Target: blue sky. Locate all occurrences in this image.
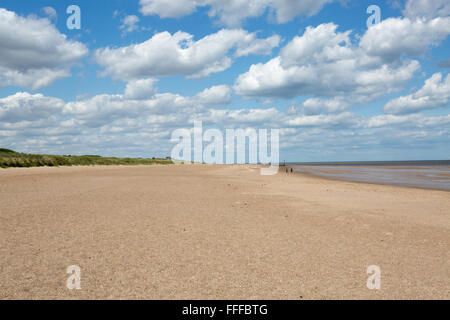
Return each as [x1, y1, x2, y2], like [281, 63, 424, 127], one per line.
[0, 0, 449, 161]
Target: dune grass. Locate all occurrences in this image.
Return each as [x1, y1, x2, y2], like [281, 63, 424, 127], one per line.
[0, 149, 172, 168]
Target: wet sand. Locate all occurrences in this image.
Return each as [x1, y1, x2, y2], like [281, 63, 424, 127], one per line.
[291, 165, 450, 191]
[0, 165, 449, 299]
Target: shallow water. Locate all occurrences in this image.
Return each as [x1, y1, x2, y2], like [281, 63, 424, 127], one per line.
[291, 161, 450, 191]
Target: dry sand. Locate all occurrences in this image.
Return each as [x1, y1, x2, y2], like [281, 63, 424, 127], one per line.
[0, 164, 449, 300]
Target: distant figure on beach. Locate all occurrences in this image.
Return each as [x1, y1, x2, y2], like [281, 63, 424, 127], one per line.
[291, 168, 293, 173]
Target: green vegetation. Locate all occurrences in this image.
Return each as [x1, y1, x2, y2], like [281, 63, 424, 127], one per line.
[0, 149, 172, 168]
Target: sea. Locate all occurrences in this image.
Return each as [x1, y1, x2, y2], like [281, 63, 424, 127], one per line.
[288, 160, 450, 191]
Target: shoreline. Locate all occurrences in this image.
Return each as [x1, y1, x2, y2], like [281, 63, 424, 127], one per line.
[2, 163, 450, 192]
[288, 168, 450, 192]
[286, 165, 450, 192]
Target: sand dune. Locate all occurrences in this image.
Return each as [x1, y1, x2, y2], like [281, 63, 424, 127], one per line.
[0, 165, 449, 299]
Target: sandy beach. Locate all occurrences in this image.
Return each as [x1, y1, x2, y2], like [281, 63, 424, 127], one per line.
[0, 165, 449, 300]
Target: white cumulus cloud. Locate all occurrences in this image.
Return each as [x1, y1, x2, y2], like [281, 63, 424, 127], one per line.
[360, 17, 450, 63]
[0, 92, 64, 123]
[193, 85, 231, 107]
[42, 6, 57, 21]
[234, 17, 450, 102]
[95, 29, 279, 81]
[124, 78, 158, 100]
[120, 15, 140, 34]
[384, 73, 450, 114]
[403, 0, 450, 19]
[301, 97, 350, 115]
[139, 0, 335, 27]
[0, 8, 88, 89]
